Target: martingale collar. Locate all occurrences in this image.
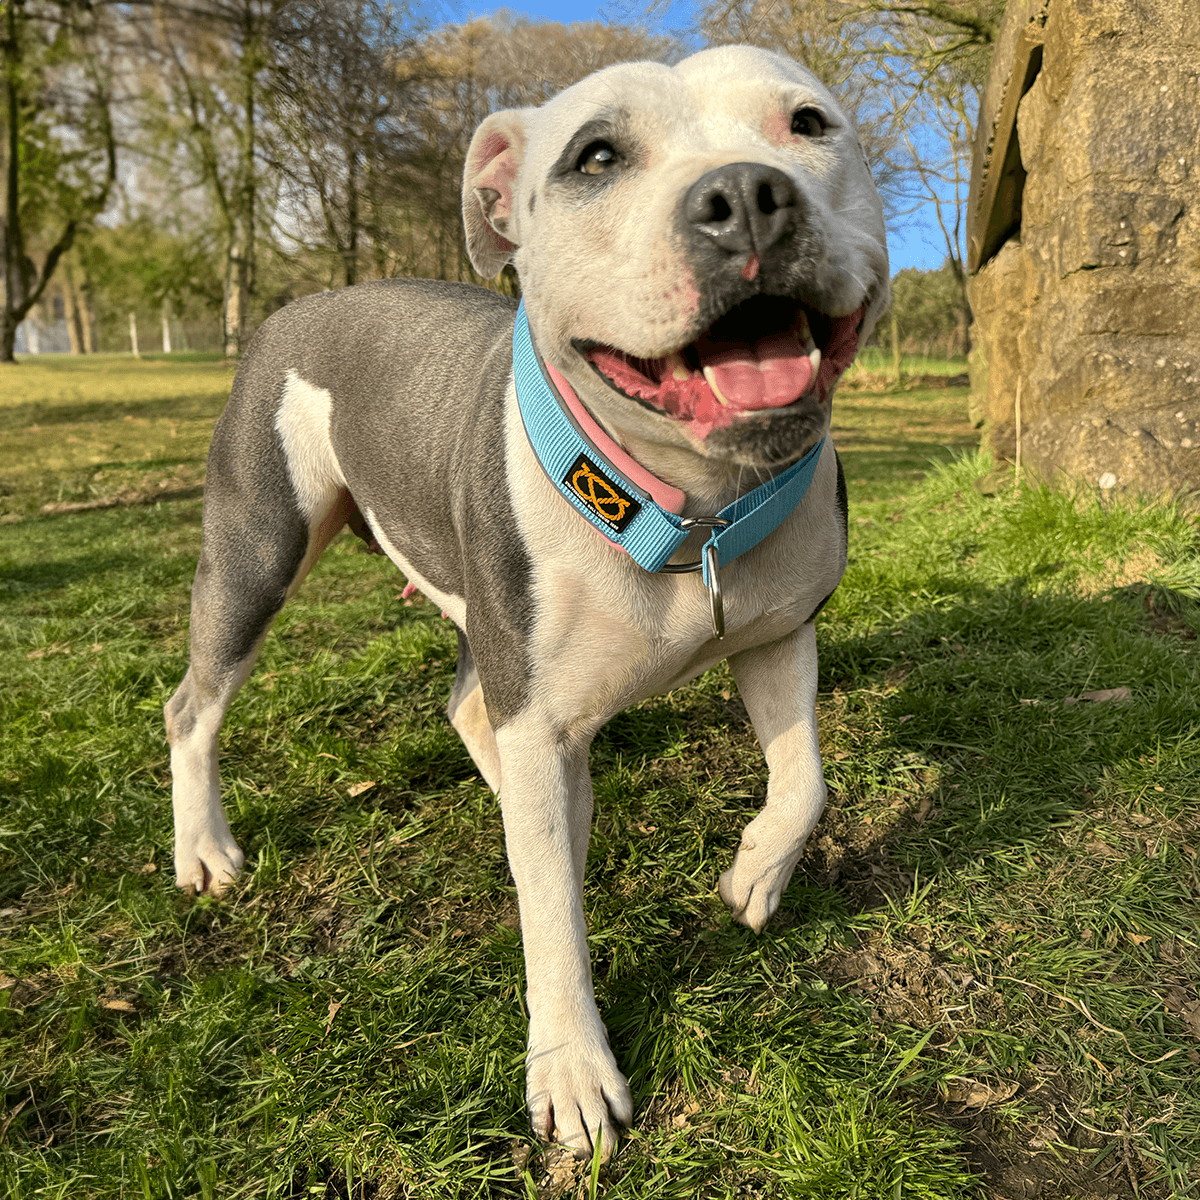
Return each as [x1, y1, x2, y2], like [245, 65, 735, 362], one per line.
[512, 300, 825, 637]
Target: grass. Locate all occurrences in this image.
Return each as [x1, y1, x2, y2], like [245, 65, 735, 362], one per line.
[0, 352, 234, 519]
[844, 347, 970, 380]
[830, 384, 976, 503]
[2, 353, 1199, 1199]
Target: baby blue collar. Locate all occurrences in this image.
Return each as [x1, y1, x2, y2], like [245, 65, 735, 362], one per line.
[512, 300, 825, 637]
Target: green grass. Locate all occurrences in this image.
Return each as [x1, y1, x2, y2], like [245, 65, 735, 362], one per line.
[0, 353, 234, 520]
[2, 356, 1199, 1198]
[845, 347, 969, 379]
[831, 385, 977, 503]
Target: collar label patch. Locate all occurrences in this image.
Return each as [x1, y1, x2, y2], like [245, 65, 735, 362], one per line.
[564, 453, 642, 532]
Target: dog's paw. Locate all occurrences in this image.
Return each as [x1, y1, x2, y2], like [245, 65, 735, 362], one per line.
[717, 813, 807, 933]
[526, 1029, 633, 1161]
[174, 834, 244, 896]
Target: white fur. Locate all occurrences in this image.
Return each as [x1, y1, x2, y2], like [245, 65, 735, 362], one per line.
[169, 651, 260, 894]
[275, 371, 346, 522]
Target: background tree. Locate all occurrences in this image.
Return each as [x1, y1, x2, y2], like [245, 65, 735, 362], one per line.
[856, 0, 1001, 354]
[78, 217, 224, 353]
[2, 0, 118, 361]
[888, 262, 969, 358]
[268, 0, 417, 289]
[6, 1, 998, 361]
[137, 0, 292, 355]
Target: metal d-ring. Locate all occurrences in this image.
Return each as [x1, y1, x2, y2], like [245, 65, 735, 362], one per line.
[705, 543, 724, 639]
[658, 516, 728, 638]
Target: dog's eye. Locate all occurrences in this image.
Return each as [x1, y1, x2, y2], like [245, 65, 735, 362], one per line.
[791, 108, 826, 138]
[578, 142, 618, 175]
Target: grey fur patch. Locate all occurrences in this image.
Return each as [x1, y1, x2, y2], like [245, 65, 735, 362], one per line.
[448, 627, 478, 721]
[546, 113, 638, 201]
[189, 346, 311, 673]
[232, 278, 534, 724]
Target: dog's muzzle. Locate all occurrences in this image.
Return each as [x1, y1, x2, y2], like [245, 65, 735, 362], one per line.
[581, 294, 864, 440]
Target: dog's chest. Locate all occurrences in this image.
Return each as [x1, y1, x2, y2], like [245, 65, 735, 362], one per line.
[526, 553, 819, 711]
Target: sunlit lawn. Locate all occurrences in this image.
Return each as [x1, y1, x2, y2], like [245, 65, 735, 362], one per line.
[2, 351, 1198, 1199]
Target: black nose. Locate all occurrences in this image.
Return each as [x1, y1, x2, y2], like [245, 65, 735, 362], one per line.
[684, 162, 800, 256]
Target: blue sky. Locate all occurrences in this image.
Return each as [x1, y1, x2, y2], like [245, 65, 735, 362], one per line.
[451, 0, 952, 274]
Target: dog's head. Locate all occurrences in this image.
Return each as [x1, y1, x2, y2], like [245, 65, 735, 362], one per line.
[463, 45, 889, 476]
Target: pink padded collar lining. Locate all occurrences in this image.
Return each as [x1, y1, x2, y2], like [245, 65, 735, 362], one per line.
[544, 362, 686, 515]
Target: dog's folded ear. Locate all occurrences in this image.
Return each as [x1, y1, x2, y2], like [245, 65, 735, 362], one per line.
[463, 110, 530, 278]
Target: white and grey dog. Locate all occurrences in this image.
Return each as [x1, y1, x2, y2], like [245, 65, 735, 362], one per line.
[165, 45, 889, 1157]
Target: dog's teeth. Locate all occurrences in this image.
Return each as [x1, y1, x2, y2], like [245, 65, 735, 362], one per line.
[797, 311, 817, 355]
[667, 351, 692, 381]
[809, 346, 822, 378]
[702, 365, 730, 406]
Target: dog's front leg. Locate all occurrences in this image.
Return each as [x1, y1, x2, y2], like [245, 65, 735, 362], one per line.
[494, 713, 632, 1159]
[719, 621, 828, 932]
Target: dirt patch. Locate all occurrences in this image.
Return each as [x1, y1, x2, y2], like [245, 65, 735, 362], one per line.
[934, 1079, 1165, 1200]
[813, 930, 1175, 1199]
[817, 930, 1003, 1029]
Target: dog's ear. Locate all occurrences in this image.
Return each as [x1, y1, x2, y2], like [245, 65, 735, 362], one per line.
[463, 110, 530, 278]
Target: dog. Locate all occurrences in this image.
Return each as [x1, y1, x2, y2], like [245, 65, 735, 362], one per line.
[164, 44, 889, 1159]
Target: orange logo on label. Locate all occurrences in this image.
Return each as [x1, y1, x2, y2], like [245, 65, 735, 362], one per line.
[564, 454, 641, 532]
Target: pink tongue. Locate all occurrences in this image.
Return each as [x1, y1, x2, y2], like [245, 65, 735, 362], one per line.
[699, 329, 814, 410]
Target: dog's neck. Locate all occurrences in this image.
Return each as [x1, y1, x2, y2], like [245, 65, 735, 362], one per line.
[513, 301, 826, 599]
[542, 358, 688, 516]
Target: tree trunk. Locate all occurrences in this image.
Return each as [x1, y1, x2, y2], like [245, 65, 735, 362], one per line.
[946, 254, 972, 359]
[344, 133, 359, 287]
[161, 300, 172, 353]
[223, 238, 249, 357]
[957, 303, 971, 359]
[223, 5, 259, 356]
[62, 274, 83, 354]
[890, 311, 902, 384]
[1, 0, 114, 363]
[80, 279, 94, 354]
[129, 311, 140, 357]
[2, 0, 25, 364]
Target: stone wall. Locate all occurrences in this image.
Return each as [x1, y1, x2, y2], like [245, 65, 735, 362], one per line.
[966, 0, 1200, 493]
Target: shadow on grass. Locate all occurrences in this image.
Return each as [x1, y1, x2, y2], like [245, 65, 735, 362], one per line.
[0, 394, 226, 431]
[0, 549, 167, 592]
[588, 576, 1194, 918]
[836, 444, 965, 493]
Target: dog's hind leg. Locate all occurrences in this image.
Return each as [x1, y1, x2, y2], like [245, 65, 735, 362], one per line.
[447, 630, 502, 792]
[166, 371, 353, 895]
[166, 489, 356, 894]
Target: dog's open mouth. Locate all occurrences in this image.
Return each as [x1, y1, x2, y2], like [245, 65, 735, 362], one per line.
[582, 295, 864, 438]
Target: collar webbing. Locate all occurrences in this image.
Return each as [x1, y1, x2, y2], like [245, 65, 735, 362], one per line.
[512, 299, 825, 587]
